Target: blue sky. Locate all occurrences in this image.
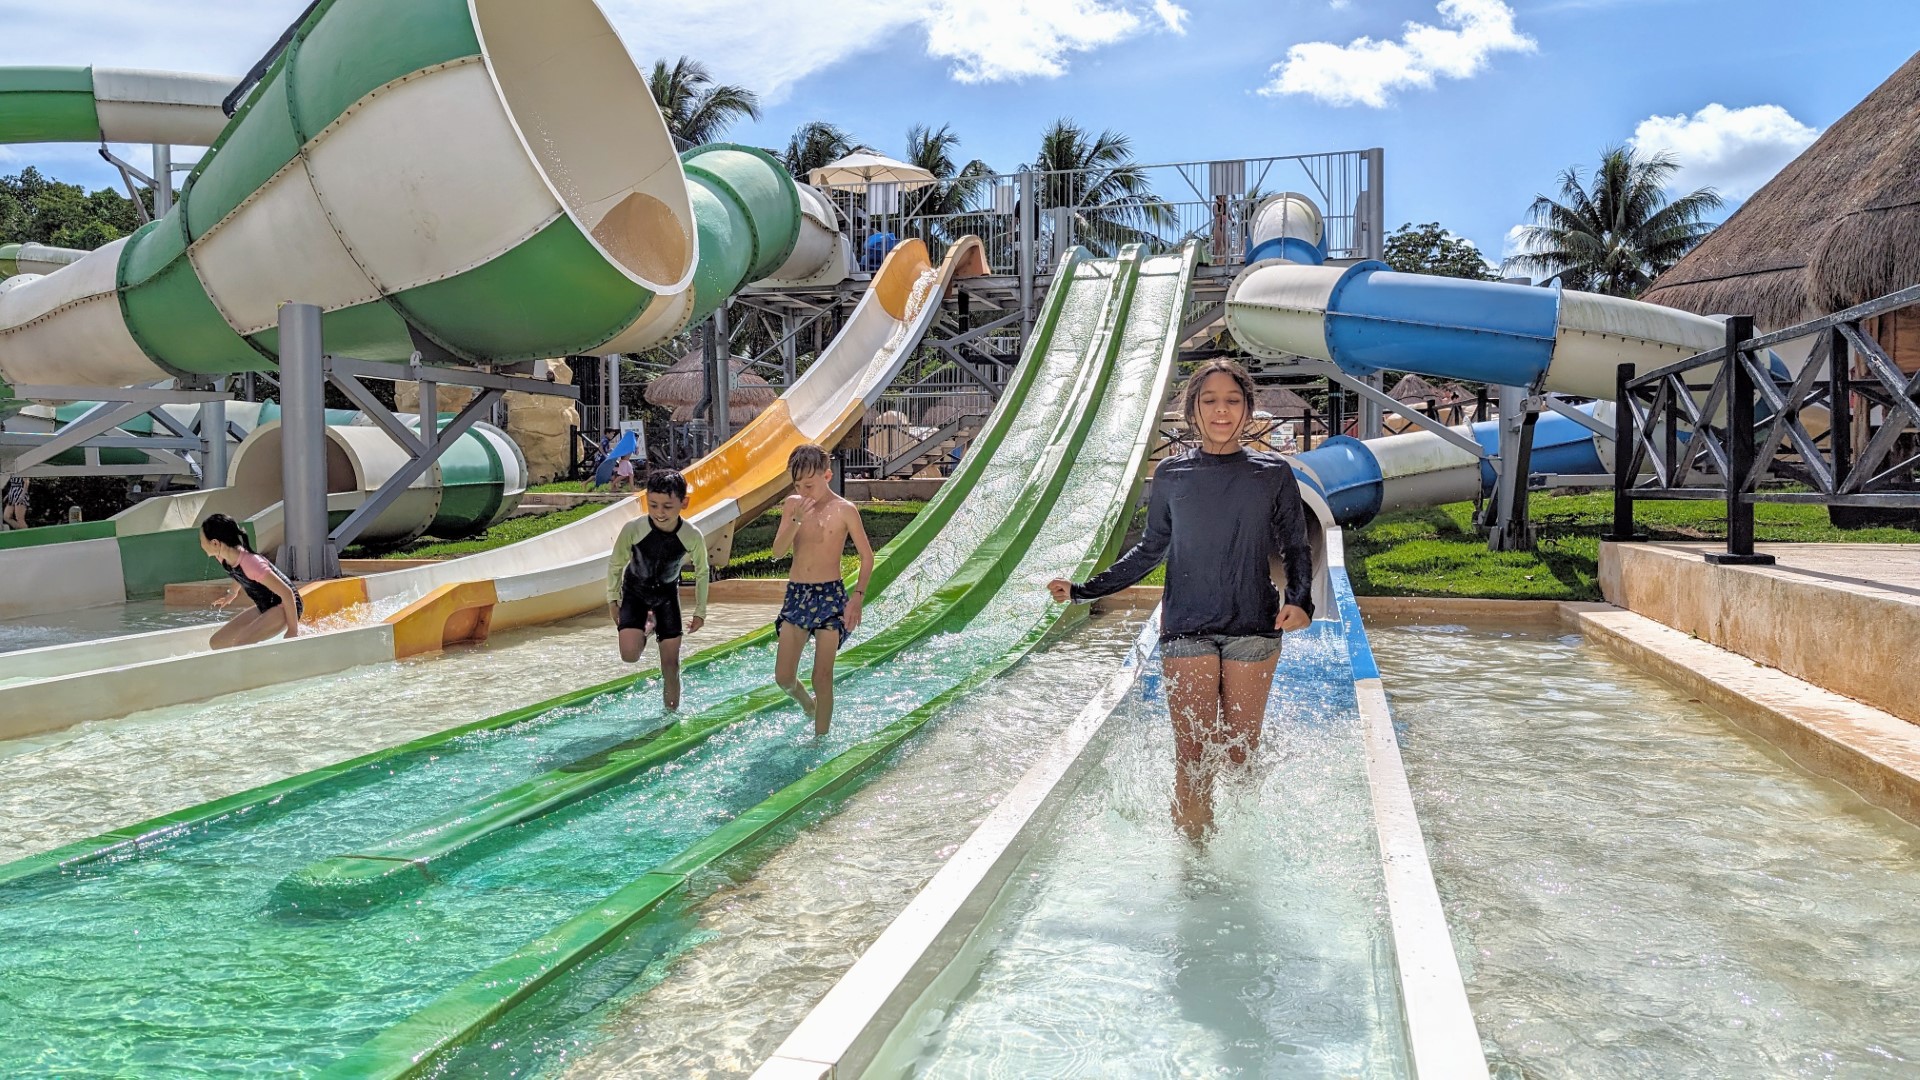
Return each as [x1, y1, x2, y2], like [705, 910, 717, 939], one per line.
[2, 0, 1911, 264]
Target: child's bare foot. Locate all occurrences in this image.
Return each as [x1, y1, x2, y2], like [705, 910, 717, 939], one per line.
[813, 716, 830, 737]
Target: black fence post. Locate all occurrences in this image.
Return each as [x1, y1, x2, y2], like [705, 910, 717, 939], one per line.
[1706, 315, 1774, 566]
[1828, 325, 1851, 493]
[1604, 362, 1647, 542]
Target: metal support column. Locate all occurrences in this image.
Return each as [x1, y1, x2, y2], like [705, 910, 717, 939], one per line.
[1360, 373, 1384, 440]
[1706, 315, 1774, 566]
[1483, 385, 1538, 551]
[706, 310, 733, 448]
[1017, 168, 1036, 344]
[605, 354, 621, 432]
[151, 144, 174, 215]
[200, 396, 228, 488]
[278, 302, 334, 581]
[1362, 147, 1386, 260]
[780, 313, 799, 386]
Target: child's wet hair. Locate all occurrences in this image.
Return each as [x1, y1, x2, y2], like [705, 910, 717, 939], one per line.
[646, 468, 689, 501]
[788, 444, 830, 479]
[201, 512, 252, 552]
[1181, 359, 1256, 436]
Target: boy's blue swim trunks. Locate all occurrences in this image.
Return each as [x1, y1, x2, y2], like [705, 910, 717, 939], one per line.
[777, 580, 849, 638]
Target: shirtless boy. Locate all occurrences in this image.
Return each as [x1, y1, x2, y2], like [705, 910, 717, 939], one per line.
[770, 444, 874, 735]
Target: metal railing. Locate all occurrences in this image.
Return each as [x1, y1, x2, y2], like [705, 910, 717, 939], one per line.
[813, 149, 1380, 276]
[1611, 284, 1920, 563]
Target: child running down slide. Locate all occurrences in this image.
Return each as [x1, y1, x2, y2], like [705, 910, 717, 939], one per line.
[771, 444, 874, 736]
[607, 469, 709, 711]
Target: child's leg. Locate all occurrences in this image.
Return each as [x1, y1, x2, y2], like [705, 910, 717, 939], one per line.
[211, 606, 272, 650]
[809, 629, 840, 735]
[773, 621, 816, 720]
[657, 635, 683, 710]
[618, 627, 648, 663]
[1164, 653, 1225, 840]
[1219, 655, 1281, 772]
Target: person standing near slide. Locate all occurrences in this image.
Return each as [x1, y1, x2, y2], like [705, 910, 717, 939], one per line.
[201, 513, 303, 648]
[1049, 359, 1316, 840]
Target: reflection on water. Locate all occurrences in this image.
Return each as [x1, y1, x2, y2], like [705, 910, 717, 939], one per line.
[1376, 622, 1920, 1079]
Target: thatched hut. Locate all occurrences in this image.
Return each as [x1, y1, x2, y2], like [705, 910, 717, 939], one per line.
[645, 350, 777, 421]
[1642, 50, 1920, 370]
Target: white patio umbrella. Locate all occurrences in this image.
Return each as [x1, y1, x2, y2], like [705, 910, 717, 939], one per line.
[808, 148, 936, 190]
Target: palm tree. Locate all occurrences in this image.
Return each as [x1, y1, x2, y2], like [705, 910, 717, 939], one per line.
[1504, 146, 1722, 297]
[782, 121, 857, 180]
[1031, 119, 1174, 256]
[647, 57, 760, 147]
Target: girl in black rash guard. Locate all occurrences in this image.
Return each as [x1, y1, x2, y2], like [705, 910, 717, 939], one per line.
[1049, 359, 1316, 840]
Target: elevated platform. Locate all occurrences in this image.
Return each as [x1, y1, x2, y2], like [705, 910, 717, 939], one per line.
[1600, 542, 1920, 726]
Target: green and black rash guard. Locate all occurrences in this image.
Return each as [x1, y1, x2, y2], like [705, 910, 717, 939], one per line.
[1071, 448, 1316, 641]
[606, 515, 709, 618]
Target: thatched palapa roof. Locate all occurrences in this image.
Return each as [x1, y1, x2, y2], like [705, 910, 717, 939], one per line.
[1642, 51, 1920, 329]
[644, 350, 776, 416]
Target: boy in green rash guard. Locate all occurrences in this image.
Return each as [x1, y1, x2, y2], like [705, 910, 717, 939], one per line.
[607, 469, 710, 711]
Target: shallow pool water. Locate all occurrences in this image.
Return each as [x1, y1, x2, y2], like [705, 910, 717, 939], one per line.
[437, 618, 1145, 1079]
[0, 603, 781, 860]
[896, 620, 1410, 1080]
[0, 597, 225, 654]
[1375, 621, 1920, 1079]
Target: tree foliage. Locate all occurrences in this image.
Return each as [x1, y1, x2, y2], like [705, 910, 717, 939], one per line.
[1031, 118, 1173, 255]
[0, 168, 146, 249]
[1383, 222, 1496, 280]
[1504, 146, 1721, 296]
[647, 56, 760, 147]
[782, 121, 857, 181]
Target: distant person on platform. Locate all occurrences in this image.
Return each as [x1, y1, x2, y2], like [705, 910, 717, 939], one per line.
[3, 475, 27, 530]
[1047, 359, 1316, 841]
[771, 444, 874, 736]
[201, 513, 303, 648]
[606, 468, 708, 712]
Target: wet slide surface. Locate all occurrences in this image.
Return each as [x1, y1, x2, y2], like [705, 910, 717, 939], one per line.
[0, 245, 1197, 1075]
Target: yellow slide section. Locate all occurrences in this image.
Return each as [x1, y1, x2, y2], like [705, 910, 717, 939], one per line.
[308, 236, 986, 650]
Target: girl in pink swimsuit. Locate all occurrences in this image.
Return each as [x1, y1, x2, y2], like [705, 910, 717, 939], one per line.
[200, 513, 303, 649]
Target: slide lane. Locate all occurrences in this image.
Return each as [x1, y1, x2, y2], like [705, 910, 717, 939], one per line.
[325, 242, 1201, 1078]
[275, 249, 1141, 913]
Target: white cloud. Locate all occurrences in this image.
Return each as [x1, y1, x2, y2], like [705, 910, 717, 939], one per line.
[1628, 103, 1820, 200]
[605, 0, 1185, 101]
[1258, 0, 1535, 108]
[1501, 223, 1528, 260]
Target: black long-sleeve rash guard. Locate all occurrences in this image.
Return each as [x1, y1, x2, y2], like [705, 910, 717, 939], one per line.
[1071, 448, 1317, 640]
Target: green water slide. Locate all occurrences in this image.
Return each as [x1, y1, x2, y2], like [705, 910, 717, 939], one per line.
[0, 0, 834, 395]
[0, 244, 1202, 1076]
[275, 249, 1141, 914]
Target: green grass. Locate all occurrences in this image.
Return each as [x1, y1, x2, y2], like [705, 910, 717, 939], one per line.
[719, 501, 927, 579]
[1347, 489, 1920, 601]
[528, 480, 597, 493]
[350, 504, 604, 560]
